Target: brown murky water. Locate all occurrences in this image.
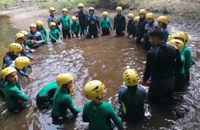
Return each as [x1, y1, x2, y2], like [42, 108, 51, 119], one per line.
[1, 15, 200, 130]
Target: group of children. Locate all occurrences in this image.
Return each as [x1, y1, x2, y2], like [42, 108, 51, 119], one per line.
[0, 3, 195, 130]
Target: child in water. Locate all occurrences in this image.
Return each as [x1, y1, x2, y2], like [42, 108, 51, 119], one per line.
[49, 22, 62, 43]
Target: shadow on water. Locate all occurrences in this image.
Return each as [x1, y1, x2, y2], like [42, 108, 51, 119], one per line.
[0, 16, 200, 130]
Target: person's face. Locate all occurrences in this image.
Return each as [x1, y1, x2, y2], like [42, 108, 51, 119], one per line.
[89, 10, 94, 15]
[17, 37, 25, 44]
[79, 7, 84, 11]
[37, 25, 43, 29]
[139, 14, 145, 19]
[63, 11, 68, 16]
[51, 25, 56, 29]
[51, 11, 55, 16]
[158, 21, 162, 27]
[62, 80, 73, 91]
[103, 15, 107, 19]
[149, 36, 156, 45]
[6, 72, 18, 84]
[147, 18, 153, 23]
[116, 10, 121, 14]
[30, 27, 37, 33]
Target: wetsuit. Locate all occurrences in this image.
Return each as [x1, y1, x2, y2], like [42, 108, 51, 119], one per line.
[136, 17, 147, 44]
[100, 17, 112, 36]
[76, 11, 87, 36]
[58, 15, 71, 39]
[127, 19, 136, 37]
[9, 62, 30, 78]
[86, 14, 99, 38]
[143, 44, 182, 103]
[47, 15, 60, 31]
[181, 45, 195, 83]
[114, 14, 126, 36]
[118, 84, 145, 120]
[27, 31, 45, 49]
[144, 22, 158, 50]
[49, 28, 62, 43]
[37, 28, 48, 43]
[36, 82, 59, 109]
[162, 27, 169, 43]
[2, 81, 29, 113]
[2, 52, 18, 69]
[83, 101, 123, 130]
[51, 88, 80, 120]
[70, 22, 81, 37]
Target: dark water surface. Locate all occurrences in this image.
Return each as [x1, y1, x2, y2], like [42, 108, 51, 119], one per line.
[0, 15, 200, 130]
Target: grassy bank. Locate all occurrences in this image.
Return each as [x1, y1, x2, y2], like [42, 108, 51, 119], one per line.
[0, 0, 19, 6]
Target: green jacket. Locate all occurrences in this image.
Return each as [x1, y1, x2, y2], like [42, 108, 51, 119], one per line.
[38, 82, 59, 97]
[100, 17, 112, 30]
[83, 101, 123, 130]
[49, 29, 62, 41]
[2, 82, 29, 110]
[38, 28, 47, 40]
[70, 22, 81, 35]
[59, 15, 71, 29]
[51, 88, 80, 118]
[181, 45, 195, 74]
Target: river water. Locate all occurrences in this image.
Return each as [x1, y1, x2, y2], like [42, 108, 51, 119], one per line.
[0, 15, 200, 130]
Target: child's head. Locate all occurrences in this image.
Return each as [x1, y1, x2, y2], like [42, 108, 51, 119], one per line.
[139, 9, 147, 19]
[62, 8, 68, 16]
[123, 69, 139, 87]
[50, 22, 56, 29]
[30, 23, 37, 33]
[71, 16, 78, 23]
[116, 6, 122, 14]
[19, 30, 28, 40]
[8, 43, 23, 56]
[134, 16, 140, 25]
[15, 56, 31, 70]
[1, 67, 18, 84]
[89, 7, 95, 15]
[14, 33, 25, 44]
[84, 80, 105, 103]
[127, 13, 134, 20]
[102, 11, 108, 19]
[78, 3, 84, 11]
[36, 20, 44, 29]
[146, 12, 154, 24]
[56, 73, 75, 94]
[49, 7, 55, 16]
[157, 16, 168, 28]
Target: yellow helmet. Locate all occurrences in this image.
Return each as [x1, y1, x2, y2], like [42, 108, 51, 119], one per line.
[9, 43, 23, 55]
[62, 8, 68, 12]
[84, 80, 105, 101]
[123, 69, 139, 87]
[50, 22, 56, 27]
[127, 13, 134, 19]
[174, 32, 188, 44]
[14, 33, 24, 41]
[14, 56, 31, 70]
[139, 9, 147, 15]
[167, 39, 185, 52]
[89, 7, 95, 11]
[49, 7, 55, 12]
[36, 20, 43, 26]
[157, 16, 169, 24]
[102, 11, 108, 16]
[146, 12, 155, 19]
[78, 3, 84, 8]
[116, 6, 122, 12]
[134, 16, 140, 22]
[0, 67, 17, 80]
[56, 73, 73, 88]
[30, 23, 37, 28]
[168, 34, 175, 41]
[71, 16, 78, 21]
[19, 30, 28, 36]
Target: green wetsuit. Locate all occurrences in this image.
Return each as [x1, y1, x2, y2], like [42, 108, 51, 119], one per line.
[83, 101, 123, 130]
[36, 82, 59, 109]
[70, 22, 81, 36]
[38, 28, 48, 41]
[100, 17, 112, 30]
[2, 81, 29, 111]
[49, 28, 62, 43]
[58, 15, 71, 29]
[51, 88, 80, 118]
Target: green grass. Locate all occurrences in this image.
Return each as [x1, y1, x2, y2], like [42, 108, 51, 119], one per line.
[39, 0, 87, 11]
[0, 0, 19, 6]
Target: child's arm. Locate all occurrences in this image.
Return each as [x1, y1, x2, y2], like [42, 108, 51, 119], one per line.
[109, 104, 123, 129]
[18, 70, 29, 78]
[66, 96, 80, 115]
[49, 31, 57, 41]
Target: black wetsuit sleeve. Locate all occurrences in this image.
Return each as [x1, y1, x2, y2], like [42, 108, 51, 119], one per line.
[122, 16, 126, 31]
[174, 49, 183, 73]
[143, 51, 152, 81]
